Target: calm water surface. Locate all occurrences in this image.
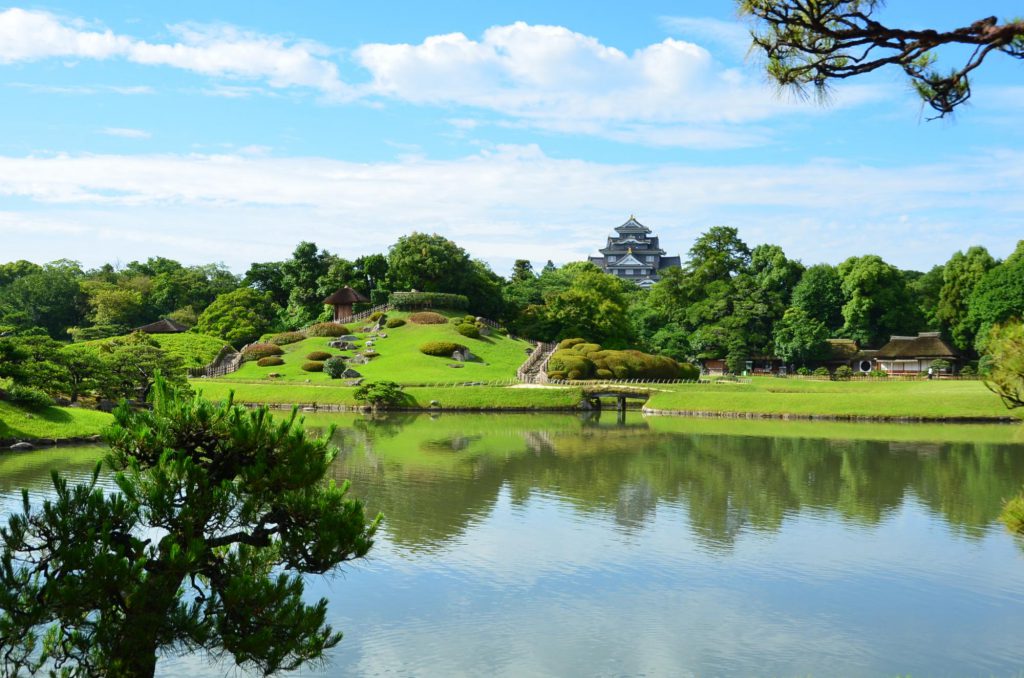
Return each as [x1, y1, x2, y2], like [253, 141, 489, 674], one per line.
[3, 413, 1024, 677]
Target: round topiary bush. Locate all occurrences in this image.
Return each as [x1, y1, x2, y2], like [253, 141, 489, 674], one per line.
[306, 323, 350, 337]
[323, 356, 347, 378]
[455, 323, 480, 339]
[557, 338, 586, 350]
[257, 356, 284, 367]
[679, 363, 701, 381]
[567, 369, 583, 380]
[369, 311, 385, 322]
[385, 318, 406, 328]
[7, 385, 55, 410]
[596, 368, 613, 379]
[548, 371, 566, 380]
[419, 341, 467, 357]
[834, 365, 854, 380]
[306, 351, 332, 361]
[269, 331, 306, 346]
[301, 361, 325, 372]
[813, 367, 831, 377]
[409, 312, 448, 325]
[463, 315, 475, 324]
[796, 367, 812, 376]
[242, 343, 284, 362]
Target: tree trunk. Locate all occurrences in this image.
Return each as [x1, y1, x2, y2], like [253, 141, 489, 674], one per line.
[107, 570, 184, 678]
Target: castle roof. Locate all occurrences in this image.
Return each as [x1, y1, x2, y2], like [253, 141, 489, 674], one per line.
[614, 215, 651, 235]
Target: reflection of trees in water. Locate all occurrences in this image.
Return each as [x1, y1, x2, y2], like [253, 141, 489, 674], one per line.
[324, 416, 1024, 552]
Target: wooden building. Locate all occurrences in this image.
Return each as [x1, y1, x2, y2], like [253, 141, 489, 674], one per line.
[323, 286, 369, 322]
[133, 318, 189, 334]
[874, 332, 958, 374]
[589, 216, 681, 289]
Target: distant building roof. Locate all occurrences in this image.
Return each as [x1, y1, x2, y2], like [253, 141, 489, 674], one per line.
[134, 318, 189, 334]
[323, 287, 369, 305]
[875, 332, 957, 359]
[826, 338, 860, 361]
[615, 215, 652, 234]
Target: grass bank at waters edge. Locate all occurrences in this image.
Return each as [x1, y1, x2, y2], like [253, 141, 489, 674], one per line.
[194, 380, 584, 410]
[643, 377, 1014, 421]
[0, 401, 113, 443]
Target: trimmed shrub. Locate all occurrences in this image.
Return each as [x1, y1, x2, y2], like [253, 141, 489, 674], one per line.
[796, 367, 812, 376]
[419, 341, 468, 357]
[301, 361, 325, 372]
[268, 331, 306, 346]
[409, 312, 448, 325]
[612, 365, 629, 379]
[813, 367, 831, 377]
[567, 370, 583, 380]
[389, 291, 469, 311]
[7, 385, 55, 410]
[323, 356, 347, 379]
[679, 363, 701, 381]
[306, 351, 332, 361]
[835, 365, 854, 380]
[242, 343, 284, 362]
[463, 315, 476, 324]
[557, 338, 586, 350]
[306, 323, 350, 337]
[385, 318, 406, 328]
[455, 323, 480, 339]
[960, 364, 977, 377]
[354, 380, 406, 407]
[869, 369, 888, 378]
[369, 311, 386, 322]
[548, 371, 566, 380]
[596, 369, 613, 379]
[257, 356, 284, 367]
[931, 358, 952, 372]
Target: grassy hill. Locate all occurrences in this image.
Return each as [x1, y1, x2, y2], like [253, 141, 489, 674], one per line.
[216, 310, 533, 385]
[0, 401, 113, 442]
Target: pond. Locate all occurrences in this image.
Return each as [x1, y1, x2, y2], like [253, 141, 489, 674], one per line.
[3, 413, 1024, 676]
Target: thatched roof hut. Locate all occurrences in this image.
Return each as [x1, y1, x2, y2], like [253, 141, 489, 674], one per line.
[875, 332, 958, 373]
[134, 318, 189, 334]
[323, 287, 369, 322]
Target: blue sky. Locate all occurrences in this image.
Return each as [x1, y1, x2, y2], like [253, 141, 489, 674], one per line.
[1, 1, 1022, 275]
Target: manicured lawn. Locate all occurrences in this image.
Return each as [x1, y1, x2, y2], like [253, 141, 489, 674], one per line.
[644, 377, 1014, 421]
[0, 401, 113, 441]
[194, 380, 583, 410]
[220, 310, 533, 385]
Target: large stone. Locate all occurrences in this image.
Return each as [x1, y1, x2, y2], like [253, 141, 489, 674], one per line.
[339, 335, 359, 342]
[341, 368, 362, 378]
[348, 355, 369, 365]
[9, 441, 34, 451]
[329, 340, 357, 350]
[429, 400, 441, 408]
[451, 349, 476, 362]
[344, 378, 364, 386]
[446, 363, 464, 368]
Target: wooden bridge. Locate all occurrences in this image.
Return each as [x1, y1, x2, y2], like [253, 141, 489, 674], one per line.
[579, 386, 652, 412]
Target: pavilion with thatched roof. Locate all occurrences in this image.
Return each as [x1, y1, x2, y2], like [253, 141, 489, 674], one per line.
[874, 332, 959, 374]
[323, 286, 369, 322]
[134, 318, 189, 334]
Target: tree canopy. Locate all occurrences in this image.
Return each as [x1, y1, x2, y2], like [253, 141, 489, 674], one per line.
[740, 0, 1024, 116]
[0, 378, 379, 677]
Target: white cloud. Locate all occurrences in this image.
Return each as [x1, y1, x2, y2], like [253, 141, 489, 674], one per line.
[0, 8, 348, 98]
[660, 16, 751, 58]
[353, 21, 886, 148]
[0, 147, 1020, 272]
[101, 127, 151, 139]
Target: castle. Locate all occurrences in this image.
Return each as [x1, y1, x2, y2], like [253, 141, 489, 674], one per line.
[588, 216, 681, 288]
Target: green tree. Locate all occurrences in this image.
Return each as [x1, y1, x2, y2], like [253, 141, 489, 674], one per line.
[92, 333, 188, 401]
[773, 307, 830, 365]
[282, 242, 334, 327]
[740, 0, 1024, 117]
[535, 268, 635, 346]
[82, 281, 148, 328]
[686, 226, 751, 287]
[196, 288, 279, 348]
[386, 232, 472, 292]
[837, 255, 920, 346]
[0, 260, 87, 338]
[936, 246, 996, 351]
[510, 259, 535, 284]
[908, 264, 946, 331]
[243, 261, 290, 308]
[965, 248, 1024, 352]
[791, 263, 844, 333]
[0, 260, 42, 287]
[0, 377, 379, 677]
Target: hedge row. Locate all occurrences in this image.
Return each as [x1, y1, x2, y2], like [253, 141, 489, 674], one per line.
[268, 331, 306, 346]
[409, 312, 448, 325]
[306, 323, 351, 337]
[257, 356, 284, 367]
[242, 343, 284, 362]
[389, 292, 469, 311]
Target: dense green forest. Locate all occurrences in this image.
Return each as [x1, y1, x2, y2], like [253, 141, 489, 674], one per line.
[1, 227, 1023, 384]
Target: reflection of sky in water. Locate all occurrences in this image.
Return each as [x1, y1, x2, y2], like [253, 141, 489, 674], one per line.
[3, 415, 1024, 677]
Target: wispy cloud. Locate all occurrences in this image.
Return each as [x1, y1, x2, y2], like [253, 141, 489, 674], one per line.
[0, 146, 1019, 271]
[0, 8, 349, 98]
[101, 127, 151, 139]
[659, 16, 751, 58]
[8, 82, 154, 95]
